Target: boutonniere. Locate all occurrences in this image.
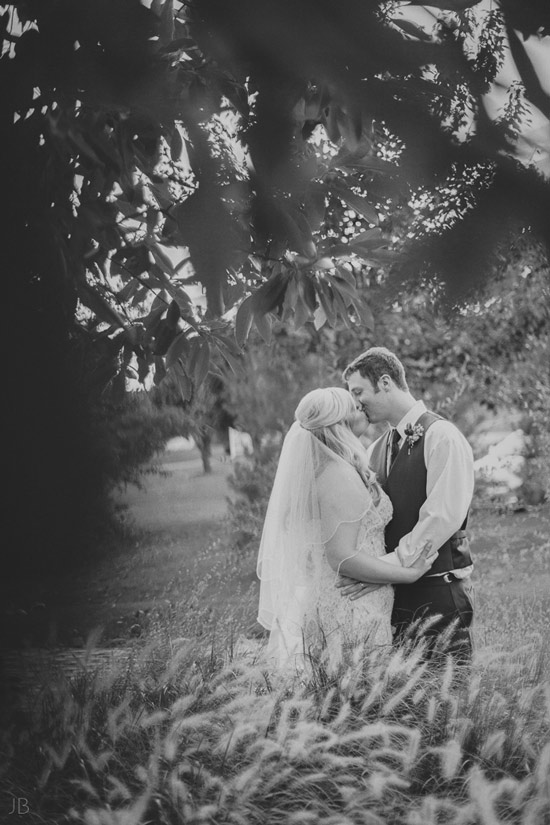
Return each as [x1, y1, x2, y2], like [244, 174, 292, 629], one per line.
[404, 422, 424, 454]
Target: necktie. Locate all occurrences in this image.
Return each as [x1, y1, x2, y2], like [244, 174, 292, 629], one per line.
[389, 428, 401, 468]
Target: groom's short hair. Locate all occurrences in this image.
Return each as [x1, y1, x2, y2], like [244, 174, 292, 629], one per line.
[342, 347, 409, 391]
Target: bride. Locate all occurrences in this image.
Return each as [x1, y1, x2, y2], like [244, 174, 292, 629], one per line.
[256, 387, 437, 671]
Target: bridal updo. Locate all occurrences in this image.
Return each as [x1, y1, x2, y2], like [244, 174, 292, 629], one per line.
[295, 387, 378, 493]
[295, 387, 353, 430]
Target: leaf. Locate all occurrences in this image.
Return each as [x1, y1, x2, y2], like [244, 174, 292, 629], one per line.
[349, 228, 383, 246]
[392, 18, 435, 42]
[352, 298, 375, 330]
[166, 299, 181, 328]
[330, 152, 395, 175]
[158, 36, 196, 54]
[293, 293, 310, 330]
[85, 131, 122, 170]
[115, 200, 140, 219]
[235, 295, 254, 348]
[332, 269, 361, 299]
[336, 187, 380, 225]
[317, 281, 337, 326]
[282, 277, 298, 314]
[336, 105, 363, 152]
[174, 288, 195, 315]
[151, 289, 171, 311]
[278, 209, 316, 257]
[149, 243, 175, 275]
[254, 312, 272, 344]
[147, 208, 159, 236]
[193, 341, 211, 388]
[121, 324, 143, 348]
[290, 210, 316, 253]
[331, 286, 353, 327]
[170, 127, 184, 162]
[210, 329, 242, 357]
[130, 285, 149, 307]
[250, 272, 289, 315]
[116, 279, 140, 302]
[366, 248, 402, 263]
[333, 266, 356, 286]
[321, 242, 358, 259]
[314, 257, 334, 270]
[313, 303, 328, 331]
[329, 277, 355, 307]
[323, 101, 343, 143]
[77, 282, 126, 329]
[153, 320, 178, 356]
[154, 356, 167, 385]
[217, 345, 243, 376]
[67, 130, 102, 165]
[149, 181, 175, 210]
[138, 356, 150, 384]
[187, 336, 201, 371]
[299, 275, 318, 312]
[165, 331, 189, 370]
[173, 365, 193, 402]
[139, 304, 165, 333]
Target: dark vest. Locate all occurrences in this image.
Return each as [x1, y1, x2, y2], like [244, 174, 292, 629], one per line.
[370, 411, 472, 577]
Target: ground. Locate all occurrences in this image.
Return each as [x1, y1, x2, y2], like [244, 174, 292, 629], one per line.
[2, 440, 550, 654]
[1, 442, 236, 649]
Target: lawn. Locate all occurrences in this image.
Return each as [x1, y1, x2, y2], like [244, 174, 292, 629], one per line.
[469, 502, 550, 652]
[3, 440, 549, 655]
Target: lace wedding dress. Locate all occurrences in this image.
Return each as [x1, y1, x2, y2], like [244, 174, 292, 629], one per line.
[301, 487, 394, 668]
[257, 414, 395, 674]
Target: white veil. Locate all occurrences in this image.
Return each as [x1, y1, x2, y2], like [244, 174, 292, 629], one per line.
[256, 388, 374, 667]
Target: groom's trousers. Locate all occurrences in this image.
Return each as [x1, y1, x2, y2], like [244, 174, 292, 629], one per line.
[391, 574, 474, 663]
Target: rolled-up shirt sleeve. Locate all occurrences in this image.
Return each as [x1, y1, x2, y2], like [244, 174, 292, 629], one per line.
[395, 421, 474, 566]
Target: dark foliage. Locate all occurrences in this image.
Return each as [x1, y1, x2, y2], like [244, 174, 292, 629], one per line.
[2, 1, 549, 578]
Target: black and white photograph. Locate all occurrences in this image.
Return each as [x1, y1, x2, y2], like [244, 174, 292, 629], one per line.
[2, 1, 550, 822]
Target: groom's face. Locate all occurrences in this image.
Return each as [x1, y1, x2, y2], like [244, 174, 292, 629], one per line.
[347, 372, 388, 424]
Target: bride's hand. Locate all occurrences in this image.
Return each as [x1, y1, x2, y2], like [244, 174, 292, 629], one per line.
[335, 575, 384, 600]
[406, 541, 438, 581]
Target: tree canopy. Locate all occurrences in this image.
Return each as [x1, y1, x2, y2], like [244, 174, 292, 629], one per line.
[2, 0, 549, 567]
[4, 0, 549, 396]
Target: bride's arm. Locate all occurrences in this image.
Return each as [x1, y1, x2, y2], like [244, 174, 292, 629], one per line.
[324, 521, 436, 584]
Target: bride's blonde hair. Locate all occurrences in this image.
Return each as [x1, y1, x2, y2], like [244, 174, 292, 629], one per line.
[295, 388, 378, 494]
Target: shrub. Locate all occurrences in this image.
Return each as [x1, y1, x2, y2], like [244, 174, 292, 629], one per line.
[95, 391, 188, 491]
[226, 442, 281, 553]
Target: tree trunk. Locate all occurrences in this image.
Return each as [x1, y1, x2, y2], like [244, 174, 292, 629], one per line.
[197, 432, 213, 474]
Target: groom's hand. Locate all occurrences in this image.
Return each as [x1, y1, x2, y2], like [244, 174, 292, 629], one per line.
[335, 575, 384, 601]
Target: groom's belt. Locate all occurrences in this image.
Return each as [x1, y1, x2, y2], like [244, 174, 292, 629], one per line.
[423, 572, 462, 584]
[422, 567, 473, 584]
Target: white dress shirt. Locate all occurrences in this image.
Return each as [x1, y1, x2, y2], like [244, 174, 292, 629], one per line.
[368, 400, 475, 578]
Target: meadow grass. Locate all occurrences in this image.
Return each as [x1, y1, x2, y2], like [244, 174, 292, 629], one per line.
[2, 612, 550, 824]
[3, 504, 550, 824]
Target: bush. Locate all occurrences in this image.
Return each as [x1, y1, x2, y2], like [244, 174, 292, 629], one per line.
[226, 442, 281, 553]
[95, 391, 188, 491]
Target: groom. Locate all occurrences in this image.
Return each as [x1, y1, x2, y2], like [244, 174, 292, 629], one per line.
[339, 346, 475, 660]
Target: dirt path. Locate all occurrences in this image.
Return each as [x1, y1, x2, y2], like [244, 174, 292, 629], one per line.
[120, 442, 233, 536]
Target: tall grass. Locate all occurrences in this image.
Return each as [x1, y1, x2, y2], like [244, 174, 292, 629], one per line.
[4, 483, 548, 823]
[3, 627, 549, 825]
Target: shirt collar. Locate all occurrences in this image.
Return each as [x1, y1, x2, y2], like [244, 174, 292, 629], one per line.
[395, 400, 426, 440]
